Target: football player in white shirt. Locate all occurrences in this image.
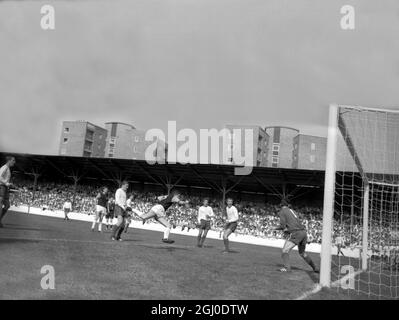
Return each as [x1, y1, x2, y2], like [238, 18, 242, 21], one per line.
[222, 198, 239, 253]
[111, 181, 129, 241]
[196, 198, 214, 248]
[62, 199, 72, 221]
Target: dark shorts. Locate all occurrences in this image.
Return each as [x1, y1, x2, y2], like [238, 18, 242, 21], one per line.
[287, 230, 307, 254]
[114, 205, 126, 218]
[0, 185, 10, 200]
[106, 211, 114, 219]
[199, 219, 211, 230]
[224, 221, 238, 233]
[64, 209, 70, 213]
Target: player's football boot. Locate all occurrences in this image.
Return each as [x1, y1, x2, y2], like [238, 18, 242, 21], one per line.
[162, 238, 175, 244]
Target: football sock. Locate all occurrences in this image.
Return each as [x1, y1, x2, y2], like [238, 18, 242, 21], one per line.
[163, 227, 171, 240]
[111, 225, 119, 238]
[282, 253, 291, 270]
[223, 238, 229, 251]
[98, 222, 102, 232]
[116, 225, 124, 239]
[303, 255, 317, 271]
[197, 233, 202, 246]
[200, 235, 207, 246]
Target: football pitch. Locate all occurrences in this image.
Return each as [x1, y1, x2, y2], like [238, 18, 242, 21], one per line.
[0, 211, 370, 300]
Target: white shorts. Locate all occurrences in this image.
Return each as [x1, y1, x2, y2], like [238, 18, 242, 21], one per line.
[96, 205, 107, 216]
[151, 204, 166, 218]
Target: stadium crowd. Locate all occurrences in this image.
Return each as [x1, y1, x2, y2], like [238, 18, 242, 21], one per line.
[8, 180, 394, 248]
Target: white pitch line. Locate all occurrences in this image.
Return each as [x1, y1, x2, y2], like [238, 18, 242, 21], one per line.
[295, 269, 364, 300]
[0, 235, 196, 250]
[295, 284, 323, 300]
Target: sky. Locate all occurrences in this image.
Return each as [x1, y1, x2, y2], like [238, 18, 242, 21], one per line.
[0, 0, 399, 155]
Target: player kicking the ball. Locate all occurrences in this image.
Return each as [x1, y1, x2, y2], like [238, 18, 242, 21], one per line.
[196, 198, 214, 247]
[132, 190, 188, 244]
[273, 200, 319, 273]
[222, 198, 239, 253]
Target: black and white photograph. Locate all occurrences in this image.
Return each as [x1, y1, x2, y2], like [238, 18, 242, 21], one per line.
[1, 0, 399, 309]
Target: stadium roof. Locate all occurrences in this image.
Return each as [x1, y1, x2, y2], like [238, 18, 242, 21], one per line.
[0, 152, 326, 198]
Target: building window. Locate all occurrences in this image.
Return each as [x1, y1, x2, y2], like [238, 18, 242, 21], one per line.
[64, 128, 69, 133]
[134, 136, 139, 142]
[84, 141, 93, 151]
[60, 148, 66, 155]
[311, 143, 316, 151]
[272, 143, 280, 152]
[63, 138, 68, 143]
[99, 134, 103, 139]
[272, 156, 279, 164]
[133, 146, 137, 153]
[86, 130, 94, 141]
[310, 155, 315, 163]
[108, 154, 113, 158]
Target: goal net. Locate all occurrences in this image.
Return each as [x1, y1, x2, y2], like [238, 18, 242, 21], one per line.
[320, 104, 399, 299]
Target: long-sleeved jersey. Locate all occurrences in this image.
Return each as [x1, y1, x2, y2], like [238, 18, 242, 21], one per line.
[276, 206, 305, 233]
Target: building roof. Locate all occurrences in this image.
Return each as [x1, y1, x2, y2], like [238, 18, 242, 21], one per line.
[104, 122, 136, 129]
[0, 152, 328, 195]
[265, 126, 300, 132]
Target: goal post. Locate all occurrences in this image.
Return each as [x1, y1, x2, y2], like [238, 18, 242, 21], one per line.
[320, 104, 399, 298]
[320, 104, 339, 287]
[362, 182, 369, 271]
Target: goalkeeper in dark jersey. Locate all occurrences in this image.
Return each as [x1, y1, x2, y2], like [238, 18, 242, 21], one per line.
[273, 200, 319, 273]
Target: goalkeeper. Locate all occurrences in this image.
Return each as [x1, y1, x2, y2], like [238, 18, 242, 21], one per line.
[273, 200, 319, 273]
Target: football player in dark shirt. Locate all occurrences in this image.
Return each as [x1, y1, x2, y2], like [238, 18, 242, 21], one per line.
[105, 197, 115, 230]
[132, 190, 188, 244]
[92, 187, 108, 232]
[273, 200, 319, 273]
